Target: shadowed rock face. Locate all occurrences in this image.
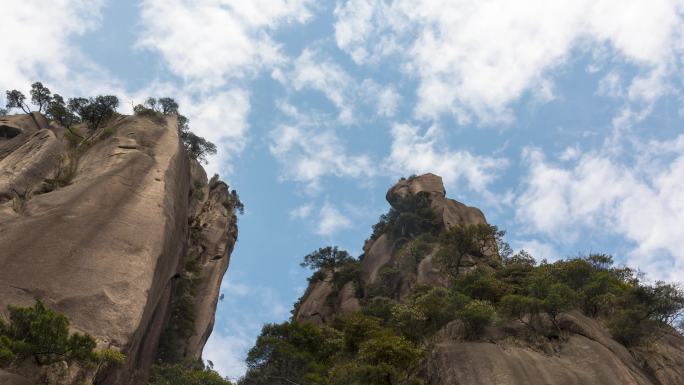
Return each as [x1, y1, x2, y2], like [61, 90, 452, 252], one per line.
[293, 173, 684, 384]
[0, 113, 237, 384]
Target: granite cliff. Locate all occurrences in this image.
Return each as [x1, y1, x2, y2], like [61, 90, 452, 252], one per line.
[0, 111, 237, 384]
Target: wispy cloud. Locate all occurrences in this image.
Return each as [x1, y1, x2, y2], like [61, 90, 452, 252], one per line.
[317, 203, 352, 236]
[334, 0, 684, 124]
[289, 203, 314, 219]
[385, 123, 509, 201]
[516, 135, 684, 281]
[269, 104, 376, 189]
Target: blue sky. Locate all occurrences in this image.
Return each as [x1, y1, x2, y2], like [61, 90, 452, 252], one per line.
[3, 0, 684, 380]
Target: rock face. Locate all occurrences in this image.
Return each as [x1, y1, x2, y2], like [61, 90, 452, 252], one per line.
[294, 173, 493, 323]
[428, 312, 684, 385]
[293, 174, 684, 384]
[0, 113, 237, 384]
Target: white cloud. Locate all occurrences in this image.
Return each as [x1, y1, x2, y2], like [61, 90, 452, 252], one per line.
[207, 279, 294, 379]
[137, 0, 315, 90]
[317, 203, 352, 236]
[0, 1, 124, 98]
[289, 48, 355, 122]
[269, 120, 375, 189]
[289, 203, 314, 219]
[137, 0, 316, 174]
[361, 80, 401, 118]
[516, 136, 684, 281]
[385, 123, 508, 199]
[514, 239, 559, 261]
[182, 89, 251, 175]
[203, 331, 250, 382]
[597, 71, 624, 98]
[334, 0, 684, 124]
[285, 49, 402, 122]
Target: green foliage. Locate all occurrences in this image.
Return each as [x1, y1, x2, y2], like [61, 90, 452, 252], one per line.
[300, 246, 354, 271]
[366, 265, 403, 299]
[454, 267, 508, 302]
[133, 103, 160, 118]
[434, 224, 505, 279]
[5, 89, 30, 114]
[607, 308, 646, 346]
[361, 296, 396, 323]
[499, 294, 542, 324]
[158, 97, 179, 114]
[395, 234, 436, 273]
[0, 300, 98, 366]
[241, 314, 423, 385]
[149, 363, 233, 385]
[542, 283, 577, 324]
[227, 189, 245, 215]
[68, 95, 119, 130]
[458, 300, 496, 338]
[157, 265, 199, 363]
[495, 254, 684, 344]
[30, 82, 52, 113]
[389, 286, 465, 341]
[370, 191, 438, 243]
[47, 94, 81, 129]
[242, 322, 339, 384]
[182, 131, 217, 164]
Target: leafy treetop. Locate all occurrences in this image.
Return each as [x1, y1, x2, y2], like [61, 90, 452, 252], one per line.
[300, 246, 354, 271]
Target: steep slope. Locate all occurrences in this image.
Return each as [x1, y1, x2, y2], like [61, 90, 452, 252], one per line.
[288, 174, 684, 385]
[0, 113, 237, 384]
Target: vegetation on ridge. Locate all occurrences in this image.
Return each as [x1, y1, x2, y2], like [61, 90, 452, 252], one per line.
[133, 97, 217, 164]
[3, 83, 218, 167]
[242, 184, 684, 385]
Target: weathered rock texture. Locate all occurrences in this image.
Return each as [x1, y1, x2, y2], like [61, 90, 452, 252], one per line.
[428, 312, 684, 385]
[293, 173, 684, 384]
[0, 113, 237, 384]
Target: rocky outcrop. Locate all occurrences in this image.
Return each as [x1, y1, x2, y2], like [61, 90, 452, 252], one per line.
[387, 173, 488, 229]
[183, 168, 238, 361]
[0, 113, 237, 384]
[294, 173, 495, 322]
[428, 312, 684, 385]
[293, 173, 684, 384]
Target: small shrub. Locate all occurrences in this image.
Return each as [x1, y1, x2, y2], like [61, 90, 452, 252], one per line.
[458, 300, 496, 338]
[149, 363, 233, 385]
[608, 308, 646, 346]
[300, 247, 354, 271]
[0, 300, 98, 366]
[361, 296, 396, 323]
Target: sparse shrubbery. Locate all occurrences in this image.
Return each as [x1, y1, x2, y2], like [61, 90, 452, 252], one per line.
[300, 246, 354, 271]
[0, 300, 124, 377]
[134, 96, 217, 164]
[149, 362, 233, 385]
[0, 300, 97, 366]
[5, 82, 119, 138]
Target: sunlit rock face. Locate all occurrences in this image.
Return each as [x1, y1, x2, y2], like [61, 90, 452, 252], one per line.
[0, 113, 237, 384]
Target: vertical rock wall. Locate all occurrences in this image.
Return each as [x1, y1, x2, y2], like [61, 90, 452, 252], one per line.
[0, 113, 237, 384]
